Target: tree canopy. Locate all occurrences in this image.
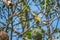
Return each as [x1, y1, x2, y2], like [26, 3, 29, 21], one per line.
[0, 0, 60, 40]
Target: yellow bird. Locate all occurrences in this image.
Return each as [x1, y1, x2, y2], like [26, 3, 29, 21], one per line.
[30, 10, 41, 23]
[34, 15, 41, 23]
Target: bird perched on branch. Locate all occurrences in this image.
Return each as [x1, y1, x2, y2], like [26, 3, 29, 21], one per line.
[30, 10, 41, 23]
[33, 15, 41, 23]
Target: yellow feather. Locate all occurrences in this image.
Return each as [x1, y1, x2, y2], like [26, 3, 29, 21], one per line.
[34, 16, 41, 22]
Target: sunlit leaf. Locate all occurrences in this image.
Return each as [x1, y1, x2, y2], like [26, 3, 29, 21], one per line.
[54, 28, 58, 33]
[25, 30, 32, 39]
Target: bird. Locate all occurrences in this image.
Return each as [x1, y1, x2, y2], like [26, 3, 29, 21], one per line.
[30, 10, 41, 23]
[33, 15, 41, 23]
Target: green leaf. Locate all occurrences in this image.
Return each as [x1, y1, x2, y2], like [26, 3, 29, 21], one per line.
[24, 0, 26, 3]
[46, 0, 49, 3]
[26, 22, 29, 25]
[22, 0, 26, 4]
[25, 30, 32, 39]
[54, 28, 58, 32]
[23, 5, 29, 12]
[2, 5, 5, 8]
[40, 1, 45, 5]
